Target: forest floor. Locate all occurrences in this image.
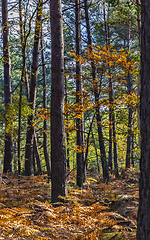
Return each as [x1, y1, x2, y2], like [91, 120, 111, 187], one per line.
[0, 168, 139, 239]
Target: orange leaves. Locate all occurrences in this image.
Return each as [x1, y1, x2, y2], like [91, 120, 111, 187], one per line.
[37, 108, 50, 122]
[71, 45, 137, 78]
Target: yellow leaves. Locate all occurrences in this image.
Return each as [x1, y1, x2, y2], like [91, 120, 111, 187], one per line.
[117, 92, 139, 109]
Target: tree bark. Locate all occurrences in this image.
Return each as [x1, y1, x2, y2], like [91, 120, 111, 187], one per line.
[2, 0, 13, 173]
[25, 0, 42, 176]
[50, 0, 67, 202]
[126, 23, 133, 168]
[75, 0, 83, 188]
[137, 0, 150, 238]
[41, 27, 51, 180]
[18, 0, 25, 175]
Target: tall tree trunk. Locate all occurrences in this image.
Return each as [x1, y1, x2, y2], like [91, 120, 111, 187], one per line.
[25, 0, 42, 176]
[103, 2, 113, 171]
[2, 0, 13, 173]
[18, 0, 25, 175]
[50, 0, 67, 203]
[84, 0, 109, 182]
[137, 0, 150, 238]
[126, 23, 133, 168]
[41, 27, 51, 180]
[75, 0, 83, 188]
[64, 75, 70, 171]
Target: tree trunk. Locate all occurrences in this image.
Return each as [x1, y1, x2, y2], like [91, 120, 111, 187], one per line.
[75, 0, 83, 188]
[25, 0, 42, 176]
[84, 0, 109, 182]
[137, 0, 150, 238]
[126, 23, 133, 168]
[92, 130, 100, 173]
[18, 0, 25, 175]
[41, 27, 51, 180]
[83, 115, 94, 173]
[112, 113, 119, 178]
[33, 131, 42, 175]
[64, 75, 70, 171]
[2, 0, 13, 173]
[50, 0, 67, 203]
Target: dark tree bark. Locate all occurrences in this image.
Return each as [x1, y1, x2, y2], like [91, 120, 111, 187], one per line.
[75, 0, 83, 188]
[50, 0, 67, 203]
[137, 0, 150, 238]
[84, 0, 109, 182]
[126, 23, 133, 168]
[17, 0, 25, 175]
[112, 113, 119, 178]
[103, 2, 113, 171]
[41, 27, 51, 180]
[2, 0, 13, 173]
[25, 0, 42, 176]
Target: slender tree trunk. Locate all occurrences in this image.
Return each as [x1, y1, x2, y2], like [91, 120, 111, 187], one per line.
[33, 131, 42, 175]
[75, 0, 83, 188]
[83, 115, 94, 173]
[137, 0, 150, 238]
[126, 23, 133, 168]
[41, 27, 51, 180]
[91, 130, 100, 173]
[136, 0, 141, 148]
[84, 0, 109, 182]
[18, 0, 25, 175]
[50, 0, 67, 202]
[2, 0, 13, 173]
[112, 113, 119, 177]
[13, 141, 17, 173]
[25, 0, 42, 176]
[131, 133, 134, 167]
[64, 75, 70, 171]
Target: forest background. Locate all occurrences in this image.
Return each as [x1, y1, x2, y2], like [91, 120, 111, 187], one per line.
[0, 0, 143, 239]
[0, 0, 140, 181]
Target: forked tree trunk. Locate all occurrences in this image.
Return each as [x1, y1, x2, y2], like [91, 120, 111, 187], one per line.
[50, 0, 67, 203]
[137, 0, 150, 238]
[75, 0, 83, 188]
[84, 0, 109, 182]
[2, 0, 13, 173]
[25, 0, 42, 176]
